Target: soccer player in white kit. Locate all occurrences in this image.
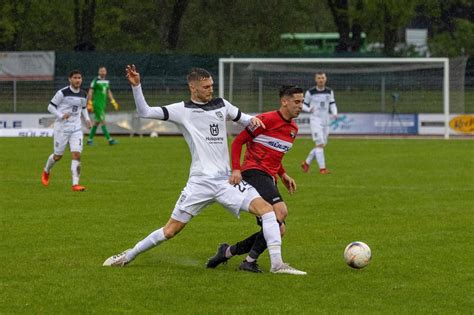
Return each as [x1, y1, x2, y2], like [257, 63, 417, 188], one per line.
[41, 70, 92, 191]
[103, 65, 306, 275]
[301, 72, 338, 174]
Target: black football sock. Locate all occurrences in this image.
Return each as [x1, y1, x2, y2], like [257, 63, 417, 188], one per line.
[248, 230, 268, 260]
[229, 232, 260, 256]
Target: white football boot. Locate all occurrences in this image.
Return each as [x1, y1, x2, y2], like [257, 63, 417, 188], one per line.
[270, 263, 307, 275]
[103, 249, 132, 267]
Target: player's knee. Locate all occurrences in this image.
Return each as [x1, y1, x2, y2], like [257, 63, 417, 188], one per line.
[257, 201, 273, 216]
[273, 202, 288, 222]
[71, 153, 81, 160]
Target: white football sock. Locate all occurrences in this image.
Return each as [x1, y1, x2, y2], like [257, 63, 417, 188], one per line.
[261, 212, 283, 268]
[315, 147, 326, 169]
[71, 160, 80, 185]
[44, 154, 56, 173]
[126, 227, 167, 262]
[305, 148, 317, 165]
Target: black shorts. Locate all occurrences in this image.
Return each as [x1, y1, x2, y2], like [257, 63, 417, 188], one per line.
[242, 169, 283, 205]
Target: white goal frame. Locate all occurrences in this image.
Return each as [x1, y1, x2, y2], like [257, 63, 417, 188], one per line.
[218, 58, 450, 139]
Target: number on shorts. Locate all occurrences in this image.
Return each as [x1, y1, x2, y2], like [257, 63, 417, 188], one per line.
[234, 180, 249, 193]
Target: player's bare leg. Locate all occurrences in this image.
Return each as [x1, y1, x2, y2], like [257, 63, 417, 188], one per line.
[103, 218, 187, 267]
[71, 152, 85, 191]
[42, 154, 62, 186]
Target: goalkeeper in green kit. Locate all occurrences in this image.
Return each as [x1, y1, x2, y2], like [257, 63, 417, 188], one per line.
[87, 66, 119, 145]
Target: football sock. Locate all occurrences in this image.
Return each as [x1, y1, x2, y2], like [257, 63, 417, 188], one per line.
[88, 125, 97, 140]
[126, 227, 167, 262]
[71, 160, 80, 185]
[248, 230, 268, 260]
[44, 154, 56, 173]
[101, 125, 111, 140]
[315, 147, 326, 169]
[305, 148, 317, 165]
[261, 212, 283, 268]
[229, 232, 259, 256]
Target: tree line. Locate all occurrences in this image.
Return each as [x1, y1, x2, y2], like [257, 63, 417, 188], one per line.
[0, 0, 472, 56]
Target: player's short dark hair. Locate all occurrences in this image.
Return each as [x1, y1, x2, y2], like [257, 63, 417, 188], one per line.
[315, 71, 326, 76]
[98, 65, 107, 70]
[68, 69, 82, 78]
[187, 67, 212, 83]
[279, 85, 304, 98]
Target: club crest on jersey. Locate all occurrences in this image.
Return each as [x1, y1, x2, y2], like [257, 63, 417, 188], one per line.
[210, 124, 219, 136]
[215, 111, 224, 121]
[290, 130, 296, 138]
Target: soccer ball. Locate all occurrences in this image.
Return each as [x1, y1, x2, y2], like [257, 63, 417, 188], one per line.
[344, 241, 372, 269]
[150, 131, 158, 138]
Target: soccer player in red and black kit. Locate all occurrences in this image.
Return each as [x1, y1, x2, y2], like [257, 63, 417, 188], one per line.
[207, 85, 305, 273]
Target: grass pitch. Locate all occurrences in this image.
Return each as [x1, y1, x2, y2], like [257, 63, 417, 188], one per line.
[1, 136, 473, 313]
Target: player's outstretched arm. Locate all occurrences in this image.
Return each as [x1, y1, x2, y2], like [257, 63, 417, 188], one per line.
[126, 64, 166, 120]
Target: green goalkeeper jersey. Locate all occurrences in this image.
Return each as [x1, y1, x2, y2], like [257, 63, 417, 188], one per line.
[90, 77, 110, 111]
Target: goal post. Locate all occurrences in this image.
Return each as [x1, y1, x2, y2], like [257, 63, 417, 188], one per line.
[219, 58, 456, 139]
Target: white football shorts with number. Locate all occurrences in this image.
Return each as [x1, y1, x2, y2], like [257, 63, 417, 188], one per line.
[53, 127, 83, 155]
[171, 175, 260, 223]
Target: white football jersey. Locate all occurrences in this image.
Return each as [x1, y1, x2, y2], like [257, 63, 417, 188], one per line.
[49, 86, 88, 132]
[163, 98, 248, 177]
[303, 87, 337, 125]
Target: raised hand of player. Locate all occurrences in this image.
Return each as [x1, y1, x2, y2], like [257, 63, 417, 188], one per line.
[249, 117, 266, 129]
[126, 64, 140, 87]
[281, 173, 296, 194]
[229, 169, 242, 185]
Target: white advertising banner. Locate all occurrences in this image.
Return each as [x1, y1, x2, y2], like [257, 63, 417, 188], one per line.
[0, 51, 55, 81]
[418, 114, 474, 135]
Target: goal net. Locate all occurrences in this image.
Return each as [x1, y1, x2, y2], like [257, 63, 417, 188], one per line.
[218, 58, 467, 138]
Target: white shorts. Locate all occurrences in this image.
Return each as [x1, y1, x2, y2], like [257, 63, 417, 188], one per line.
[171, 175, 261, 223]
[310, 123, 329, 146]
[54, 128, 83, 155]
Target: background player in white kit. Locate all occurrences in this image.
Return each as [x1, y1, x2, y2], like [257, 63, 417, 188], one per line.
[41, 70, 92, 191]
[103, 65, 306, 275]
[301, 72, 338, 174]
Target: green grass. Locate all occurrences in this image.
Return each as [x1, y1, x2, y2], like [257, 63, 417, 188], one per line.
[1, 137, 473, 314]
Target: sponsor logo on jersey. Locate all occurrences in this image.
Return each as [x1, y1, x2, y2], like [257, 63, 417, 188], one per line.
[215, 111, 224, 121]
[210, 124, 219, 136]
[253, 134, 293, 153]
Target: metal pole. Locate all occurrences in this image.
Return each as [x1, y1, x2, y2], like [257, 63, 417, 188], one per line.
[381, 76, 385, 112]
[218, 59, 224, 98]
[443, 59, 450, 139]
[258, 77, 263, 112]
[228, 58, 234, 102]
[13, 79, 17, 113]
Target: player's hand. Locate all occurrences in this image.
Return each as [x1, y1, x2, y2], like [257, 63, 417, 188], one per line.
[87, 100, 93, 112]
[249, 117, 265, 129]
[62, 113, 71, 120]
[86, 120, 92, 129]
[229, 169, 242, 185]
[126, 64, 141, 87]
[111, 99, 120, 111]
[281, 173, 296, 195]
